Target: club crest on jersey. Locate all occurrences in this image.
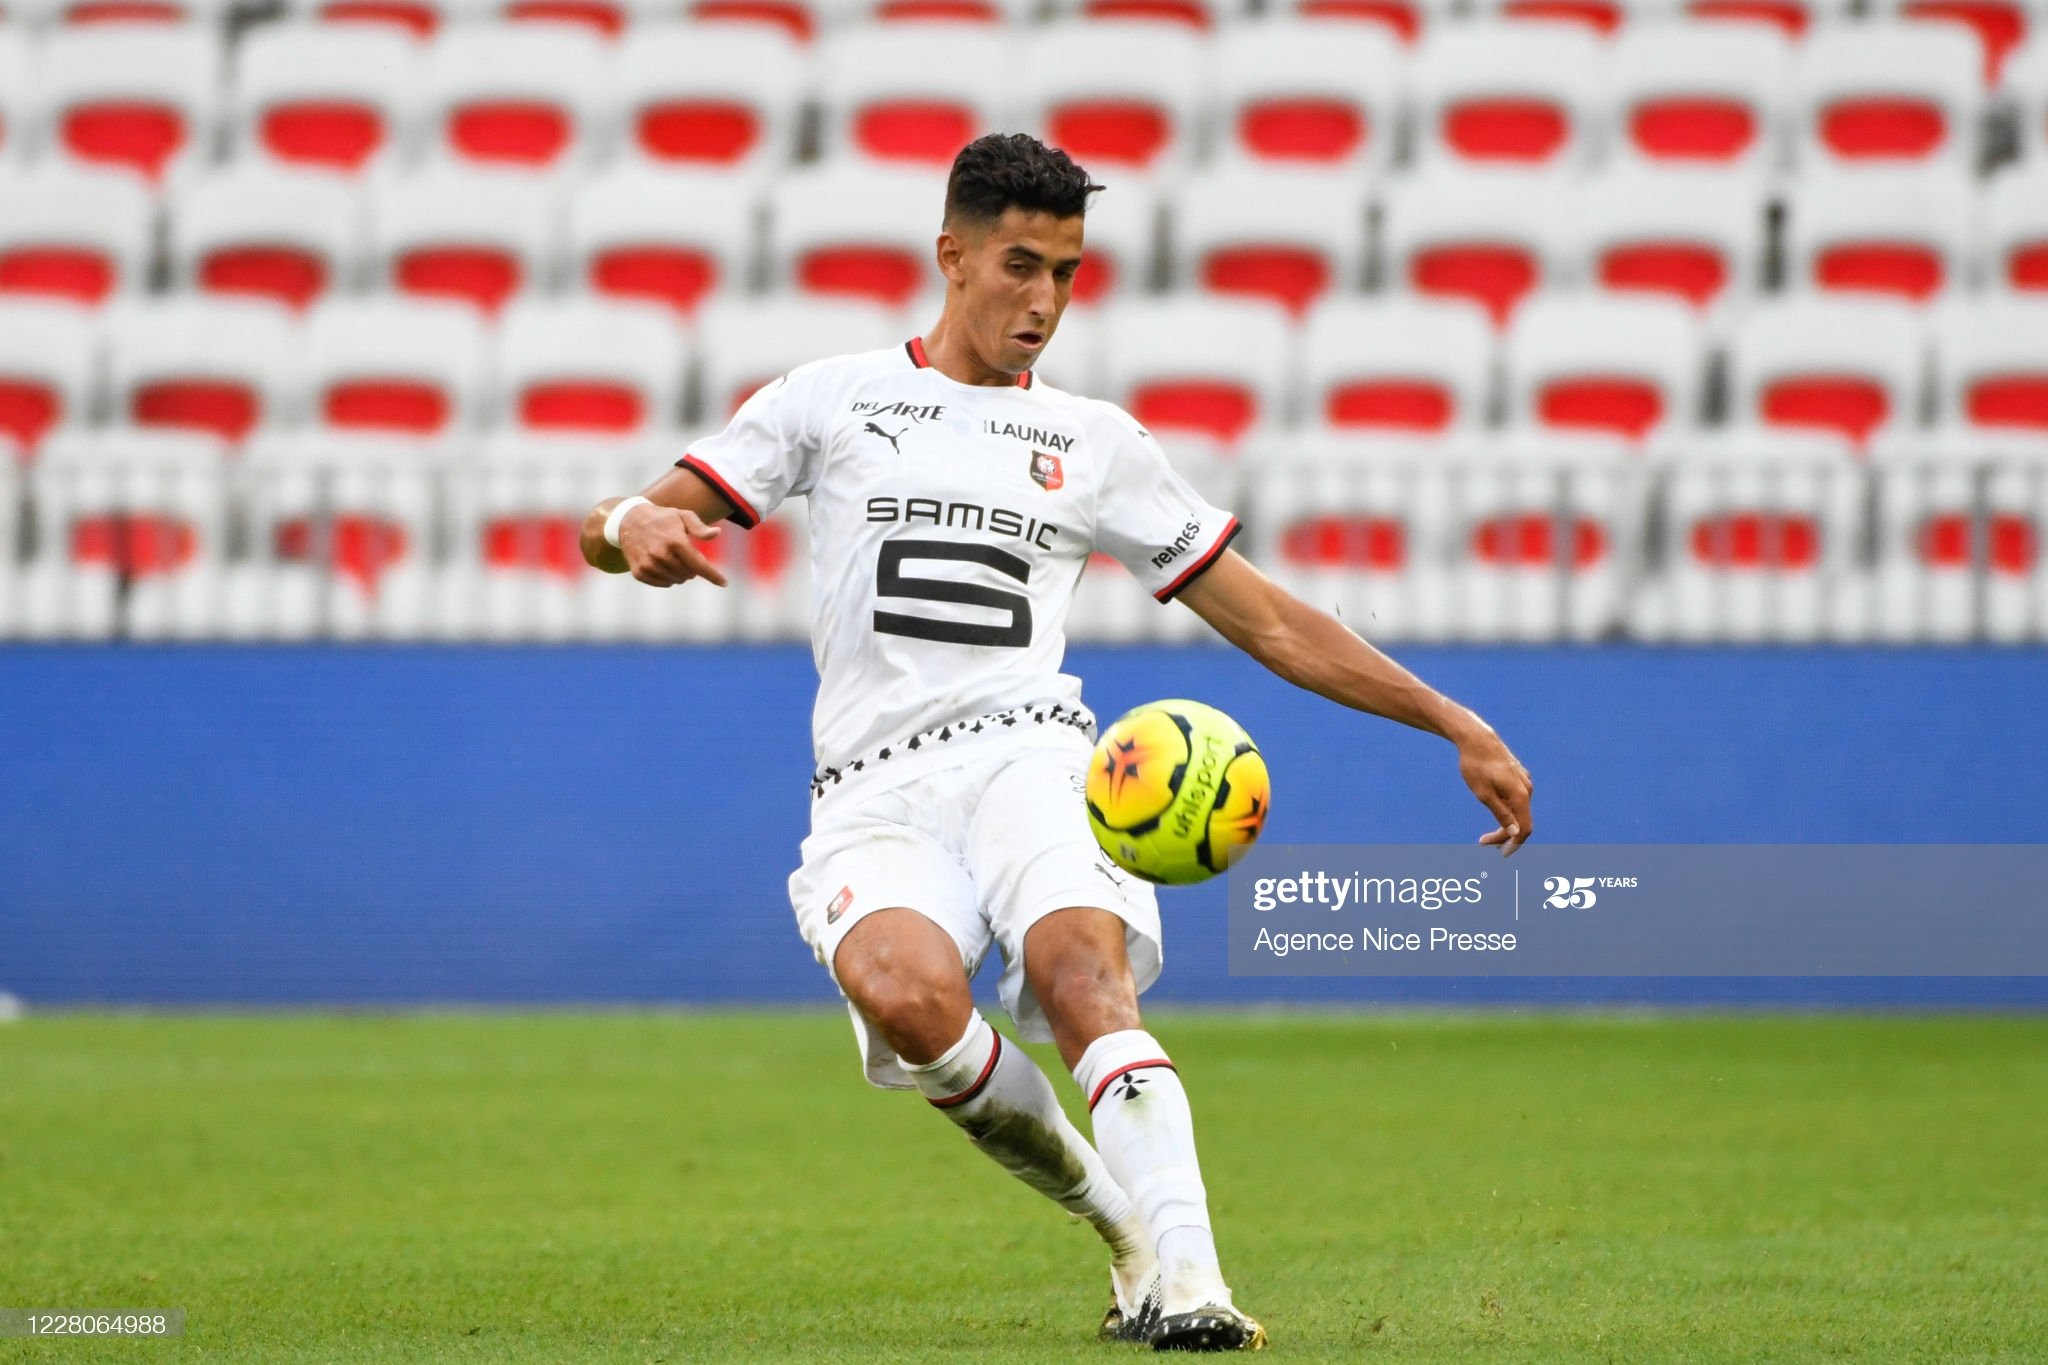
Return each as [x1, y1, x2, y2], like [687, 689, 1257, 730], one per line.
[825, 885, 854, 925]
[1029, 450, 1064, 492]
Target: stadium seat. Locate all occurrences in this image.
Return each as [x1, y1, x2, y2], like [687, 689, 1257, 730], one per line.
[1097, 295, 1295, 443]
[1870, 427, 2048, 641]
[1608, 21, 1793, 172]
[1982, 162, 2048, 293]
[1930, 296, 2048, 433]
[1169, 169, 1370, 316]
[1728, 295, 1929, 447]
[767, 162, 945, 307]
[232, 23, 425, 176]
[1046, 0, 1250, 27]
[1782, 167, 1977, 303]
[282, 0, 454, 38]
[106, 296, 302, 443]
[675, 0, 827, 43]
[33, 428, 231, 641]
[35, 0, 239, 26]
[1212, 19, 1403, 172]
[1409, 21, 1604, 171]
[693, 295, 899, 419]
[852, 0, 1039, 22]
[169, 168, 366, 312]
[1023, 20, 1208, 174]
[1874, 0, 2032, 84]
[817, 26, 1009, 166]
[1469, 0, 1634, 35]
[492, 297, 690, 436]
[39, 26, 222, 184]
[0, 34, 31, 166]
[569, 166, 758, 318]
[0, 166, 156, 306]
[423, 25, 609, 173]
[1679, 0, 1846, 40]
[1380, 170, 1572, 326]
[0, 299, 101, 454]
[1266, 0, 1451, 46]
[1071, 178, 1158, 305]
[303, 296, 490, 438]
[369, 169, 561, 315]
[1504, 294, 1706, 443]
[1299, 295, 1497, 435]
[616, 23, 806, 175]
[1569, 167, 1768, 315]
[1793, 22, 1984, 169]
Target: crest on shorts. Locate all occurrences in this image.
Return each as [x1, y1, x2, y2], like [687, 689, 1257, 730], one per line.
[825, 885, 854, 925]
[1029, 450, 1064, 491]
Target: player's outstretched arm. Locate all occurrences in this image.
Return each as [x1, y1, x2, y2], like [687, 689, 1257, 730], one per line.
[1177, 549, 1535, 855]
[580, 465, 736, 587]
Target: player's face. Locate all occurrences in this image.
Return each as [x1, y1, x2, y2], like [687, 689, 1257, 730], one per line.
[949, 208, 1085, 375]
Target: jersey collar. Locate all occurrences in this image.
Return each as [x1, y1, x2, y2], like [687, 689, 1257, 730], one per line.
[905, 337, 1034, 389]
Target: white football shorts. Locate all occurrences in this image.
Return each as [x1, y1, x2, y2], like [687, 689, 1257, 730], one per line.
[788, 719, 1163, 1090]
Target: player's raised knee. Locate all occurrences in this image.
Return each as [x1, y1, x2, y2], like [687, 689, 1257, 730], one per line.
[834, 909, 973, 1063]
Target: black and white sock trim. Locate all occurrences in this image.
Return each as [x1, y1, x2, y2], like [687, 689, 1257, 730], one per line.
[810, 701, 1098, 799]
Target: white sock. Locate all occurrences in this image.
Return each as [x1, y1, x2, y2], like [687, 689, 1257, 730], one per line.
[1074, 1028, 1229, 1314]
[900, 1011, 1151, 1297]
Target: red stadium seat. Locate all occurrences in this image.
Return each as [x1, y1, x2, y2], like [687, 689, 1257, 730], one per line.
[304, 297, 489, 439]
[40, 26, 221, 185]
[299, 0, 450, 37]
[494, 298, 689, 437]
[1214, 20, 1402, 172]
[617, 25, 805, 175]
[1877, 0, 2030, 83]
[1411, 22, 1602, 171]
[370, 170, 558, 316]
[1506, 294, 1705, 443]
[1025, 21, 1206, 173]
[1571, 168, 1768, 314]
[818, 27, 1005, 166]
[0, 167, 155, 307]
[1381, 170, 1570, 327]
[0, 300, 101, 455]
[1268, 0, 1443, 44]
[1610, 22, 1792, 171]
[1050, 0, 1246, 27]
[1784, 167, 1975, 303]
[108, 297, 300, 444]
[1099, 296, 1295, 443]
[425, 27, 608, 173]
[1795, 23, 1984, 169]
[1473, 0, 1623, 34]
[683, 0, 821, 42]
[570, 168, 757, 318]
[1171, 170, 1369, 317]
[1931, 298, 2048, 433]
[770, 162, 944, 307]
[1983, 164, 2048, 294]
[1301, 296, 1495, 435]
[1730, 296, 1928, 447]
[1068, 181, 1158, 307]
[1683, 0, 1842, 38]
[233, 25, 423, 177]
[170, 169, 365, 313]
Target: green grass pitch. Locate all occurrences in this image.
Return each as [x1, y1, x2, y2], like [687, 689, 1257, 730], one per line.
[3, 1011, 2044, 1362]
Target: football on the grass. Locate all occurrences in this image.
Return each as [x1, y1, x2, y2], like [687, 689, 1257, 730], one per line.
[1085, 699, 1271, 885]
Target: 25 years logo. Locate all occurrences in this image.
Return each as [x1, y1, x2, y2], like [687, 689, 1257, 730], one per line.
[1541, 875, 1638, 909]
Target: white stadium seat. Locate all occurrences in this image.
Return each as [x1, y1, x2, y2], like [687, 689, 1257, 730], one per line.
[1569, 167, 1769, 317]
[817, 25, 1009, 167]
[854, 0, 1040, 22]
[1213, 20, 1404, 172]
[767, 161, 945, 308]
[693, 295, 900, 420]
[232, 23, 426, 177]
[569, 166, 760, 318]
[1728, 294, 1929, 447]
[1299, 295, 1497, 435]
[616, 23, 807, 176]
[1873, 0, 2033, 85]
[1097, 294, 1296, 444]
[169, 167, 366, 312]
[1608, 21, 1793, 172]
[1679, 0, 1848, 39]
[1168, 168, 1370, 316]
[1409, 21, 1605, 172]
[422, 25, 609, 173]
[1981, 162, 2048, 294]
[1049, 0, 1253, 26]
[1793, 22, 1985, 169]
[492, 297, 691, 437]
[106, 295, 302, 444]
[0, 166, 156, 307]
[303, 296, 490, 440]
[1930, 296, 2048, 434]
[0, 299, 101, 456]
[1380, 169, 1573, 327]
[674, 0, 827, 44]
[369, 168, 562, 315]
[1023, 20, 1208, 175]
[1504, 293, 1707, 444]
[1781, 167, 1979, 304]
[38, 26, 223, 185]
[284, 0, 454, 38]
[1265, 0, 1452, 45]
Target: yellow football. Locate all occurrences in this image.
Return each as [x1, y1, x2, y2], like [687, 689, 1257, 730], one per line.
[1085, 699, 1271, 886]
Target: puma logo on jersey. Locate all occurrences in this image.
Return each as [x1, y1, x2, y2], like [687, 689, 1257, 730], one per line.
[852, 400, 945, 422]
[982, 419, 1075, 453]
[864, 421, 906, 454]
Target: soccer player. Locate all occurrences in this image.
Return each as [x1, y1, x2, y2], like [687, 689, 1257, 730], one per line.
[581, 135, 1534, 1353]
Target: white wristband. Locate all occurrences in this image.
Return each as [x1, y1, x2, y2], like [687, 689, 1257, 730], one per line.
[603, 496, 652, 549]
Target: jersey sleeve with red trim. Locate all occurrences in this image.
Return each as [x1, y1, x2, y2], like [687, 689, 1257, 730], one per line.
[674, 371, 820, 529]
[1090, 406, 1241, 603]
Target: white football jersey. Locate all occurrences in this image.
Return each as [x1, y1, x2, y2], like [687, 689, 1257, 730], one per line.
[678, 337, 1240, 777]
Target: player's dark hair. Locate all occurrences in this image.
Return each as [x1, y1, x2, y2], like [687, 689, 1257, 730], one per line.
[944, 133, 1104, 228]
